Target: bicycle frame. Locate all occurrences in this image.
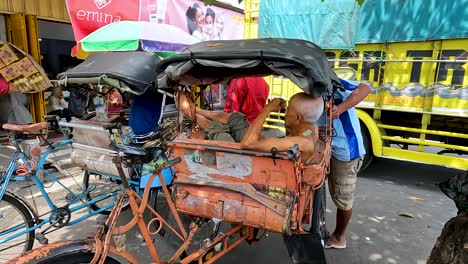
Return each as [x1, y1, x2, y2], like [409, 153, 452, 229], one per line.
[81, 157, 255, 264]
[0, 137, 121, 246]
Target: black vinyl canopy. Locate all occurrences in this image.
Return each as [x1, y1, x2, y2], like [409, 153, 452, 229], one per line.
[157, 38, 342, 97]
[57, 51, 160, 95]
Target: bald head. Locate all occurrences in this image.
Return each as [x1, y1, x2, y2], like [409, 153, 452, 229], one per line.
[288, 93, 324, 123]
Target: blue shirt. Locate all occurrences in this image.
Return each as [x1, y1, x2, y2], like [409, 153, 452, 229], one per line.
[129, 89, 163, 135]
[318, 78, 366, 161]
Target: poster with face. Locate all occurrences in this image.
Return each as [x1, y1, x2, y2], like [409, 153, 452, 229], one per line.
[66, 0, 244, 56]
[139, 0, 244, 41]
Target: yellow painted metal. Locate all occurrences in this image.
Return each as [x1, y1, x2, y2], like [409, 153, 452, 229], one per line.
[263, 124, 285, 133]
[377, 124, 468, 139]
[382, 147, 468, 170]
[8, 13, 28, 52]
[356, 109, 384, 156]
[6, 13, 45, 123]
[265, 118, 284, 124]
[381, 136, 468, 152]
[268, 112, 285, 117]
[26, 14, 45, 123]
[244, 0, 468, 169]
[0, 0, 70, 22]
[243, 0, 260, 39]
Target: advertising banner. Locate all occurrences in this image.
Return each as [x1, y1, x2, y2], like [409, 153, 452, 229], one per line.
[66, 0, 244, 46]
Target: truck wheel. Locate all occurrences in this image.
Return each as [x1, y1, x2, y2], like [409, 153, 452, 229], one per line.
[360, 124, 373, 172]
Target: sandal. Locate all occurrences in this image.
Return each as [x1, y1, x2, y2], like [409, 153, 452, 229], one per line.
[324, 237, 347, 249]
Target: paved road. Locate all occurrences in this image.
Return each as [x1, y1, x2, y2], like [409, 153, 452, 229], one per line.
[0, 141, 462, 263]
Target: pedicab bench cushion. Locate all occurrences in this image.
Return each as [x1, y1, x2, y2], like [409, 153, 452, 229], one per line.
[168, 134, 329, 234]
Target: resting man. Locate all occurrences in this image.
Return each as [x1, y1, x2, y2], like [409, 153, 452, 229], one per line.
[224, 77, 270, 123]
[177, 92, 324, 161]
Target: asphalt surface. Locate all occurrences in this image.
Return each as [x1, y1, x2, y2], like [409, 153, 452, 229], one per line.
[0, 141, 463, 264]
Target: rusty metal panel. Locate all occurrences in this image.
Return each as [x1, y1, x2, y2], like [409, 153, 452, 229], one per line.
[171, 137, 298, 234]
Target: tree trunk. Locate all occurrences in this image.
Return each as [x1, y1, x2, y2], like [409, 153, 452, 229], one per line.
[427, 211, 468, 264]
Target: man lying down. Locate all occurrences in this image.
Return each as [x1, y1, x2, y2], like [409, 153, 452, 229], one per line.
[176, 92, 324, 162]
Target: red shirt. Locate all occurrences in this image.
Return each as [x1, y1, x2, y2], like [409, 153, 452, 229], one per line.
[224, 77, 270, 123]
[0, 77, 10, 95]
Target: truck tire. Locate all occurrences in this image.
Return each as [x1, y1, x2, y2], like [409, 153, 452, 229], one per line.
[359, 124, 373, 172]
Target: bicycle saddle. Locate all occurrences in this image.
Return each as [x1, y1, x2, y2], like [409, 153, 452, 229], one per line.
[110, 142, 147, 156]
[2, 122, 48, 134]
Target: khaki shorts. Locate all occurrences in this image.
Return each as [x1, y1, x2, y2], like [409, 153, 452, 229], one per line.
[328, 156, 363, 210]
[204, 112, 250, 143]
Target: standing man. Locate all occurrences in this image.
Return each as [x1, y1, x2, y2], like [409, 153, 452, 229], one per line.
[322, 78, 371, 249]
[224, 77, 270, 124]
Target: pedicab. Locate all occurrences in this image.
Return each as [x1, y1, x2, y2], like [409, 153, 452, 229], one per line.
[7, 38, 342, 264]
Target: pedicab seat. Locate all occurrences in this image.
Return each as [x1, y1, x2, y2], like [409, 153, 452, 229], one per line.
[167, 132, 329, 235]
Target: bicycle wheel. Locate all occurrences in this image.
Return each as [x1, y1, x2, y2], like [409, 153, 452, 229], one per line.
[30, 252, 121, 264]
[83, 170, 128, 215]
[0, 192, 35, 262]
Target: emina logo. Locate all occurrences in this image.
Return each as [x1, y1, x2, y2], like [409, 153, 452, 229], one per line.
[76, 0, 121, 23]
[94, 0, 112, 9]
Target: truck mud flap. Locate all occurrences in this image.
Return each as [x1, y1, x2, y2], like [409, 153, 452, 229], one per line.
[283, 234, 327, 264]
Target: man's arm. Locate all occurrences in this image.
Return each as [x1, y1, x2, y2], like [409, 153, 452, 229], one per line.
[240, 98, 314, 153]
[332, 83, 371, 118]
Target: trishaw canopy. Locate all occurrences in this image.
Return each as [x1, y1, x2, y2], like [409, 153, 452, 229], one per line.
[157, 38, 341, 97]
[57, 51, 160, 95]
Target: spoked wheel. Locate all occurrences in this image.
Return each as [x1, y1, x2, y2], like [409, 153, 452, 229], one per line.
[82, 170, 128, 215]
[0, 193, 35, 262]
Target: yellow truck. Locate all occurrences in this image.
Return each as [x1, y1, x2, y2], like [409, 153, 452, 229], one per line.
[244, 0, 468, 171]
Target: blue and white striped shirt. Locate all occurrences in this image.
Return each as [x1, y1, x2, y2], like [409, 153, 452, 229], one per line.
[318, 78, 366, 161]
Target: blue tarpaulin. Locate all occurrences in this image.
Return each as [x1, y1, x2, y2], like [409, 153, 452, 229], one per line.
[258, 0, 468, 48]
[259, 0, 361, 49]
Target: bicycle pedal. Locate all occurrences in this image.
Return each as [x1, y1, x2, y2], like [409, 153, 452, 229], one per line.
[35, 233, 49, 245]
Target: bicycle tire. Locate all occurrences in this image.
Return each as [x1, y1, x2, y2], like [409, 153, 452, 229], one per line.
[310, 184, 328, 240]
[0, 192, 35, 261]
[28, 252, 121, 264]
[82, 170, 128, 215]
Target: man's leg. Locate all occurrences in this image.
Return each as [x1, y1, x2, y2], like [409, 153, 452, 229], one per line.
[197, 108, 231, 125]
[176, 93, 231, 127]
[325, 156, 363, 248]
[225, 112, 250, 143]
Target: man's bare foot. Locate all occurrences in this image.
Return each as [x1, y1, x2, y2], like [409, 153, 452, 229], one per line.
[175, 92, 195, 119]
[324, 233, 347, 249]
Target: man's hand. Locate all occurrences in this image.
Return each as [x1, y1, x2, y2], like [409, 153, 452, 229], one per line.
[266, 98, 286, 112]
[332, 105, 341, 119]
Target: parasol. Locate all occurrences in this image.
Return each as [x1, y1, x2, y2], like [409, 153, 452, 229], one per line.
[76, 21, 200, 58]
